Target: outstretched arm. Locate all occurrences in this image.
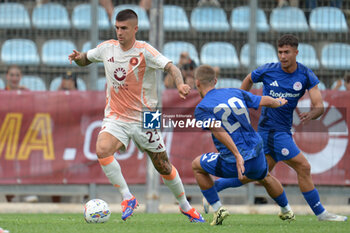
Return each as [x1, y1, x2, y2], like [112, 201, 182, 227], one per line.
[240, 73, 254, 91]
[209, 126, 245, 180]
[260, 96, 288, 108]
[299, 85, 324, 124]
[68, 50, 92, 67]
[164, 62, 191, 99]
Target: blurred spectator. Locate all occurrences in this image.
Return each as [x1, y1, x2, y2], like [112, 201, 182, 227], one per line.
[184, 74, 196, 90]
[277, 0, 298, 7]
[332, 73, 350, 91]
[58, 71, 78, 91]
[5, 65, 29, 91]
[164, 52, 197, 89]
[100, 0, 152, 20]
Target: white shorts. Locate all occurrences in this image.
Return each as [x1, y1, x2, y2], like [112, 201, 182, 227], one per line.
[100, 118, 166, 153]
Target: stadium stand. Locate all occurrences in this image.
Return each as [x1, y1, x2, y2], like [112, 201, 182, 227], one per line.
[216, 78, 242, 89]
[1, 39, 40, 66]
[42, 40, 76, 67]
[163, 41, 200, 66]
[296, 43, 320, 69]
[112, 4, 150, 31]
[163, 5, 190, 31]
[32, 3, 71, 29]
[50, 77, 87, 91]
[20, 76, 46, 91]
[240, 42, 278, 67]
[318, 81, 327, 90]
[72, 3, 110, 30]
[270, 7, 309, 32]
[0, 2, 31, 29]
[200, 42, 240, 68]
[321, 43, 350, 70]
[230, 6, 269, 32]
[190, 6, 230, 32]
[309, 7, 349, 33]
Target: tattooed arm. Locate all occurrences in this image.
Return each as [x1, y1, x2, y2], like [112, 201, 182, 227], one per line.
[164, 62, 191, 99]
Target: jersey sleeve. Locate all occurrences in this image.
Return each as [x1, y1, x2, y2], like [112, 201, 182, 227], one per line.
[144, 43, 171, 70]
[87, 45, 103, 63]
[306, 68, 320, 90]
[240, 90, 262, 110]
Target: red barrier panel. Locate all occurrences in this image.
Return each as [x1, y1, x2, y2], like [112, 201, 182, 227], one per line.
[0, 90, 349, 185]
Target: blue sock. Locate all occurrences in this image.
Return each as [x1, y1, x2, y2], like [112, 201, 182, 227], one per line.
[201, 186, 219, 205]
[214, 178, 243, 192]
[302, 189, 325, 215]
[273, 190, 288, 207]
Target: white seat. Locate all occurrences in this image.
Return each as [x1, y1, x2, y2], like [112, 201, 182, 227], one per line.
[270, 7, 309, 32]
[0, 79, 5, 89]
[240, 42, 278, 67]
[97, 78, 106, 91]
[163, 5, 190, 31]
[297, 43, 320, 69]
[42, 40, 76, 67]
[321, 43, 350, 70]
[32, 3, 70, 29]
[191, 7, 230, 32]
[72, 3, 110, 30]
[231, 6, 269, 32]
[200, 42, 240, 68]
[163, 41, 200, 66]
[309, 7, 348, 33]
[20, 76, 46, 91]
[1, 39, 40, 65]
[0, 3, 30, 29]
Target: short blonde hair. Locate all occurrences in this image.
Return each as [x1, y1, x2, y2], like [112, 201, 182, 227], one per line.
[194, 64, 216, 86]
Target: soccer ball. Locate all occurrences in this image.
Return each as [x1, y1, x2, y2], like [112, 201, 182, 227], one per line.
[84, 199, 111, 223]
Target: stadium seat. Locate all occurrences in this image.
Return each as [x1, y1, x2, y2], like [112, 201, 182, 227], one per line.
[331, 80, 346, 91]
[270, 7, 308, 32]
[297, 43, 320, 69]
[0, 3, 31, 29]
[50, 77, 87, 91]
[200, 42, 240, 68]
[216, 78, 242, 89]
[321, 43, 350, 70]
[32, 3, 71, 29]
[42, 40, 76, 67]
[72, 3, 110, 30]
[20, 76, 46, 91]
[1, 39, 40, 65]
[112, 5, 149, 31]
[309, 7, 348, 33]
[230, 6, 269, 32]
[163, 41, 199, 66]
[163, 5, 190, 31]
[0, 79, 5, 89]
[240, 42, 278, 67]
[190, 7, 230, 32]
[97, 77, 106, 91]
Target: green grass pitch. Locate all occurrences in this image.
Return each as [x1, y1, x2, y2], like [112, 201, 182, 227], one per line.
[0, 213, 348, 233]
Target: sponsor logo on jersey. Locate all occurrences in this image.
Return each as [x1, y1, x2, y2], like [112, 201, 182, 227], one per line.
[113, 68, 126, 81]
[269, 90, 300, 98]
[269, 80, 279, 87]
[293, 81, 302, 91]
[130, 57, 138, 66]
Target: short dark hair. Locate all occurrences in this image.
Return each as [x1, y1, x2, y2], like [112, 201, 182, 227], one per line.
[116, 9, 138, 22]
[277, 34, 299, 48]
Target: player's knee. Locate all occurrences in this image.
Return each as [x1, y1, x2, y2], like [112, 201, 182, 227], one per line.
[297, 161, 311, 176]
[96, 142, 114, 158]
[191, 156, 201, 172]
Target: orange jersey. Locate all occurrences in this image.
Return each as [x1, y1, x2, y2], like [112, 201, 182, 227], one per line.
[87, 40, 171, 122]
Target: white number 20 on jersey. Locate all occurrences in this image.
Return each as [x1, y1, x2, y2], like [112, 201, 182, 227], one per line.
[213, 97, 250, 134]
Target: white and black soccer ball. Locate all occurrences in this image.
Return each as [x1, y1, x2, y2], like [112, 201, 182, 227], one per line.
[84, 199, 111, 223]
